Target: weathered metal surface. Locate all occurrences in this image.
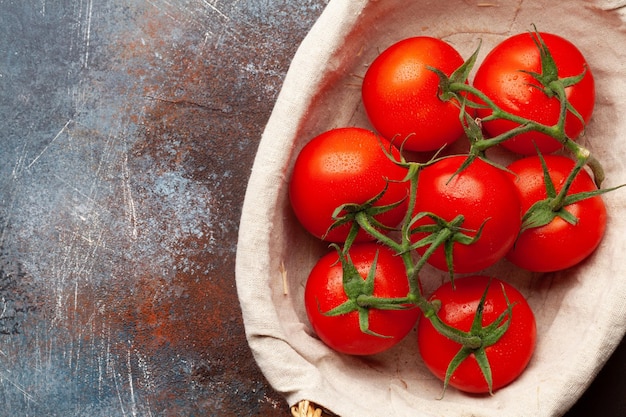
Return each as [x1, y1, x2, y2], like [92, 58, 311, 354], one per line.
[0, 0, 624, 416]
[0, 1, 327, 415]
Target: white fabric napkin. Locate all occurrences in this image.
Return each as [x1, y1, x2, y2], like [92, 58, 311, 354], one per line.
[236, 1, 626, 416]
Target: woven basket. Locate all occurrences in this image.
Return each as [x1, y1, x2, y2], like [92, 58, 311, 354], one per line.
[291, 400, 335, 417]
[236, 1, 626, 416]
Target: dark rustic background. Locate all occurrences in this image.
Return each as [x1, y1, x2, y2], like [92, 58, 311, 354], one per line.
[0, 1, 624, 415]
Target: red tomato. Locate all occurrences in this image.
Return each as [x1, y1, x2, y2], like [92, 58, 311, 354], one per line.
[304, 243, 420, 356]
[362, 37, 466, 152]
[418, 275, 537, 394]
[411, 156, 522, 273]
[289, 127, 409, 242]
[505, 155, 607, 272]
[473, 32, 595, 155]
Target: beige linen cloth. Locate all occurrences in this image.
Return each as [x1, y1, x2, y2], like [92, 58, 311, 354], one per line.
[236, 1, 626, 416]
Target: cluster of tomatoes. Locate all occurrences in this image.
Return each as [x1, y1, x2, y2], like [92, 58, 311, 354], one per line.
[288, 29, 617, 395]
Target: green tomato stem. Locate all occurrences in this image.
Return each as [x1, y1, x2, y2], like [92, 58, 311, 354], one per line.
[449, 82, 564, 146]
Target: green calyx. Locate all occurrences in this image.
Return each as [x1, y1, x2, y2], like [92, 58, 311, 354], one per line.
[521, 27, 587, 132]
[326, 180, 407, 249]
[437, 280, 516, 397]
[409, 212, 488, 283]
[321, 245, 415, 338]
[520, 151, 625, 233]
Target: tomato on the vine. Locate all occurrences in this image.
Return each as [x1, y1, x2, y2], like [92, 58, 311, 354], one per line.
[473, 32, 595, 155]
[361, 37, 466, 152]
[418, 275, 537, 394]
[411, 156, 522, 273]
[289, 127, 409, 242]
[505, 155, 607, 272]
[287, 25, 617, 400]
[304, 243, 420, 356]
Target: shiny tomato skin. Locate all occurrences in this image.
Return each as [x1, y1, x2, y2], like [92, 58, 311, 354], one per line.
[304, 243, 420, 356]
[418, 276, 537, 394]
[289, 127, 409, 242]
[473, 32, 595, 155]
[412, 156, 522, 273]
[506, 155, 607, 272]
[362, 37, 466, 152]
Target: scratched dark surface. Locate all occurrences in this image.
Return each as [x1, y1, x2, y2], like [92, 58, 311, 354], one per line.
[0, 1, 625, 416]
